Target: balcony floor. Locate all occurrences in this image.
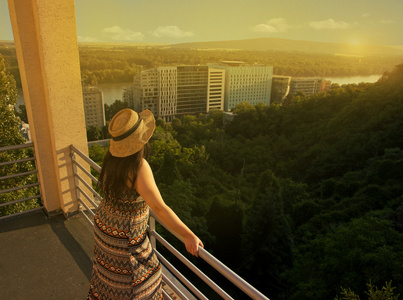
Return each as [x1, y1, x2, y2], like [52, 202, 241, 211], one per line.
[0, 210, 94, 300]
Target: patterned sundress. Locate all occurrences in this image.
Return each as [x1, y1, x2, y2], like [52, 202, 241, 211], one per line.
[87, 186, 162, 300]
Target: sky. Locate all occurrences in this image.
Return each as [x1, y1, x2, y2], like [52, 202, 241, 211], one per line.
[1, 0, 403, 46]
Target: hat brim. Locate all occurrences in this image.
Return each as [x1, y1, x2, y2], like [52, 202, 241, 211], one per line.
[109, 109, 155, 157]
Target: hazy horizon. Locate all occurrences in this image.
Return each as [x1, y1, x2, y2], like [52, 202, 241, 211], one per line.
[1, 0, 403, 47]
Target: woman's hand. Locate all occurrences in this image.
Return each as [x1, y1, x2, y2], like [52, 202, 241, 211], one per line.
[184, 234, 204, 257]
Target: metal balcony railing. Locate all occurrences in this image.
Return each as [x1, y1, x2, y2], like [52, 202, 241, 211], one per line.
[0, 142, 43, 221]
[70, 144, 270, 300]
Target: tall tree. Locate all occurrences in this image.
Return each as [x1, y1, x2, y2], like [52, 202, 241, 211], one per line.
[0, 55, 24, 147]
[241, 169, 293, 299]
[86, 126, 102, 141]
[0, 55, 40, 216]
[104, 100, 129, 121]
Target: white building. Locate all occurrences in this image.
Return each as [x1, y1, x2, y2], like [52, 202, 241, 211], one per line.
[82, 85, 106, 128]
[133, 65, 225, 121]
[133, 69, 159, 115]
[208, 61, 273, 111]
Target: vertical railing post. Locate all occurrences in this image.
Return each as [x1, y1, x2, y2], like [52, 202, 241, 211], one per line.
[70, 145, 82, 212]
[30, 142, 43, 205]
[149, 214, 157, 250]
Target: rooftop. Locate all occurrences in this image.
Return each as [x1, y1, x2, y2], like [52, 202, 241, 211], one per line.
[0, 210, 93, 300]
[220, 61, 245, 65]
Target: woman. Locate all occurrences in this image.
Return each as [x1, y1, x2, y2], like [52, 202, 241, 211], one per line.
[87, 109, 203, 300]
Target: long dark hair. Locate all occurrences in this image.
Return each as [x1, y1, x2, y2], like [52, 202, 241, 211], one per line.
[98, 143, 150, 198]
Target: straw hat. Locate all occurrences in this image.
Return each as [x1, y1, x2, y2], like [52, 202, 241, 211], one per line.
[108, 109, 155, 157]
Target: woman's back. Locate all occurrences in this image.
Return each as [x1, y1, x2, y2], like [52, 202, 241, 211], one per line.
[88, 185, 162, 300]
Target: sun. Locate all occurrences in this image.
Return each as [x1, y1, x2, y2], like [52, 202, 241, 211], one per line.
[349, 38, 361, 46]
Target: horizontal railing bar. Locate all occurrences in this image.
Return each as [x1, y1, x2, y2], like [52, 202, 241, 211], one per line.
[73, 160, 99, 185]
[198, 248, 269, 300]
[0, 169, 38, 181]
[75, 173, 102, 202]
[78, 206, 94, 226]
[161, 273, 190, 300]
[150, 210, 269, 300]
[78, 198, 95, 218]
[0, 182, 40, 195]
[76, 186, 99, 209]
[0, 194, 41, 208]
[0, 142, 34, 153]
[151, 230, 233, 300]
[0, 157, 35, 167]
[71, 144, 101, 173]
[161, 289, 173, 300]
[155, 250, 208, 300]
[0, 206, 44, 221]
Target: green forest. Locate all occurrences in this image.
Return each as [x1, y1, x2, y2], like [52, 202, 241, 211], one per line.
[2, 45, 403, 298]
[87, 64, 403, 299]
[1, 42, 403, 88]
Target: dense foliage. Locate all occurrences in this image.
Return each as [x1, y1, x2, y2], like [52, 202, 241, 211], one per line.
[0, 55, 40, 216]
[88, 64, 403, 299]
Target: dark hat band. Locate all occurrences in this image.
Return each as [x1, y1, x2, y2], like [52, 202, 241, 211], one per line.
[112, 113, 143, 142]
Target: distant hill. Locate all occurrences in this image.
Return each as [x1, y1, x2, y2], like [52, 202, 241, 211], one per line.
[78, 42, 168, 48]
[3, 38, 402, 56]
[171, 38, 403, 56]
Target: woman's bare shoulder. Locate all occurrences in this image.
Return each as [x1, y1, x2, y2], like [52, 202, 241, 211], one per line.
[138, 158, 152, 174]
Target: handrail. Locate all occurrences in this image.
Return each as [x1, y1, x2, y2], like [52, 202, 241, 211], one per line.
[151, 227, 233, 300]
[0, 182, 40, 195]
[155, 251, 209, 300]
[0, 143, 43, 220]
[70, 144, 101, 173]
[0, 157, 35, 167]
[0, 142, 34, 152]
[70, 144, 270, 300]
[150, 210, 270, 300]
[0, 169, 38, 181]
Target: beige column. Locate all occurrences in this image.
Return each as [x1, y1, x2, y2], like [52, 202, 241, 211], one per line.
[8, 0, 89, 215]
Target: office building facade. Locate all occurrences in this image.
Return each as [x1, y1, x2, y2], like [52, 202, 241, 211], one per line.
[133, 65, 225, 121]
[289, 77, 331, 97]
[82, 85, 106, 128]
[133, 69, 159, 115]
[158, 67, 177, 122]
[208, 61, 273, 111]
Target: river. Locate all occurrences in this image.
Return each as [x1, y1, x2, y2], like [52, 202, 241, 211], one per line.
[324, 74, 382, 85]
[15, 75, 382, 109]
[16, 82, 133, 108]
[96, 83, 133, 106]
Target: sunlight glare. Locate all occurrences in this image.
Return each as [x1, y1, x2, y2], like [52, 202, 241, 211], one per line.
[349, 38, 360, 46]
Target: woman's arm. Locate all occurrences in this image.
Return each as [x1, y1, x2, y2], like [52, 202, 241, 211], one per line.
[135, 159, 204, 256]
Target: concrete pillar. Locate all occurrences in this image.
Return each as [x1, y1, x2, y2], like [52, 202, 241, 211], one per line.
[8, 0, 89, 215]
